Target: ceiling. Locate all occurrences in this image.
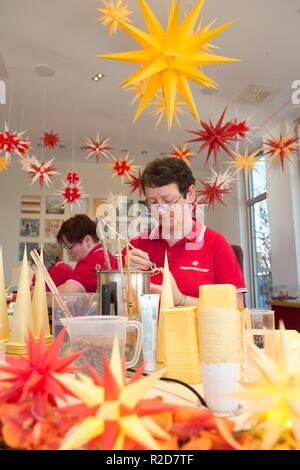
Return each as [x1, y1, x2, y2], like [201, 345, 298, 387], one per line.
[0, 0, 299, 170]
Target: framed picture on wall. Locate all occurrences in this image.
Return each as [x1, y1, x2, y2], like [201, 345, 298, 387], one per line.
[18, 242, 39, 261]
[20, 195, 41, 215]
[44, 219, 63, 238]
[20, 218, 40, 237]
[46, 195, 64, 215]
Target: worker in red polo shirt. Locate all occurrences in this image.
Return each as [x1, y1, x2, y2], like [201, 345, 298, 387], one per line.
[125, 158, 246, 308]
[56, 214, 117, 293]
[31, 246, 74, 291]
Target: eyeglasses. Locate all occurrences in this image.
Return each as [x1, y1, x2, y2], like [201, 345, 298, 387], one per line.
[146, 194, 183, 211]
[62, 242, 78, 251]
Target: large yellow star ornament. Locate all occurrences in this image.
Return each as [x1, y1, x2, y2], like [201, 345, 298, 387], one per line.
[97, 0, 239, 128]
[232, 324, 300, 450]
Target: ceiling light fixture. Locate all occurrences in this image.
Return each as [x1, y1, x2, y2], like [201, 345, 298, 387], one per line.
[92, 73, 104, 81]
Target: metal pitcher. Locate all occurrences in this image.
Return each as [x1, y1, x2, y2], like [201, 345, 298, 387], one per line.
[96, 267, 150, 321]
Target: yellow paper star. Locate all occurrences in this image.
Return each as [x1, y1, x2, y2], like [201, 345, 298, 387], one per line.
[97, 0, 132, 35]
[58, 339, 169, 450]
[228, 145, 263, 180]
[0, 156, 10, 173]
[170, 143, 195, 164]
[232, 323, 300, 450]
[97, 0, 239, 128]
[150, 92, 185, 128]
[127, 79, 148, 106]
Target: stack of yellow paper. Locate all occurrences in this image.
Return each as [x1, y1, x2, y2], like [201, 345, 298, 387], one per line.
[161, 306, 201, 384]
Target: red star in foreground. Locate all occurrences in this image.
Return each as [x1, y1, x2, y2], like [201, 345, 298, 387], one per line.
[187, 107, 238, 166]
[197, 177, 230, 210]
[42, 130, 60, 149]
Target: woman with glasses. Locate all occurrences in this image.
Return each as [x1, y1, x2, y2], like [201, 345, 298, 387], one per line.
[125, 157, 246, 308]
[56, 214, 117, 293]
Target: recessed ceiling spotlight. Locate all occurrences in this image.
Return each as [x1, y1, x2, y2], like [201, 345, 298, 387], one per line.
[93, 73, 104, 81]
[34, 64, 55, 77]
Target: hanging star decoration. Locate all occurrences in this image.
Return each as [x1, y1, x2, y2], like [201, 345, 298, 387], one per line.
[57, 339, 173, 450]
[42, 130, 60, 149]
[150, 92, 186, 129]
[83, 134, 113, 163]
[196, 176, 231, 210]
[26, 155, 59, 188]
[231, 323, 300, 450]
[227, 118, 250, 141]
[58, 172, 88, 208]
[170, 144, 195, 164]
[0, 155, 10, 172]
[97, 0, 133, 35]
[187, 106, 238, 166]
[19, 155, 35, 172]
[97, 0, 239, 128]
[109, 152, 137, 182]
[228, 145, 263, 180]
[127, 80, 148, 106]
[0, 122, 30, 160]
[126, 170, 143, 197]
[264, 128, 300, 171]
[206, 167, 236, 190]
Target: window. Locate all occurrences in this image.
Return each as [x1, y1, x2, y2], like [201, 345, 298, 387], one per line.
[247, 156, 272, 308]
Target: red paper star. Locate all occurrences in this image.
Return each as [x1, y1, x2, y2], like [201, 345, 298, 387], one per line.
[26, 156, 59, 188]
[83, 134, 113, 163]
[169, 144, 195, 165]
[42, 130, 60, 149]
[187, 107, 237, 166]
[126, 171, 143, 197]
[196, 177, 230, 210]
[0, 123, 30, 160]
[109, 152, 137, 182]
[264, 129, 300, 171]
[62, 186, 82, 204]
[66, 171, 80, 185]
[0, 329, 83, 414]
[227, 119, 250, 140]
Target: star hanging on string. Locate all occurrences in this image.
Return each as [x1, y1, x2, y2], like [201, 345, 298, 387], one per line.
[206, 167, 236, 190]
[19, 155, 35, 172]
[187, 106, 237, 166]
[0, 329, 84, 415]
[227, 118, 250, 141]
[109, 152, 137, 182]
[169, 144, 195, 165]
[231, 323, 300, 450]
[65, 171, 80, 185]
[0, 122, 30, 160]
[26, 155, 59, 188]
[0, 155, 10, 173]
[150, 92, 185, 129]
[57, 339, 172, 450]
[97, 0, 133, 35]
[42, 130, 60, 149]
[126, 170, 143, 197]
[264, 128, 300, 171]
[58, 175, 89, 208]
[196, 177, 231, 210]
[228, 145, 263, 180]
[97, 0, 238, 128]
[83, 134, 113, 163]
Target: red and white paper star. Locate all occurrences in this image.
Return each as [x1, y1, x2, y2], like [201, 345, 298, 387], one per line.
[83, 134, 113, 163]
[108, 152, 137, 182]
[0, 123, 30, 160]
[26, 156, 59, 188]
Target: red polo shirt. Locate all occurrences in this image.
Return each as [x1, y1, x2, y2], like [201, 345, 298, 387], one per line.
[66, 244, 117, 293]
[129, 221, 246, 298]
[31, 260, 74, 292]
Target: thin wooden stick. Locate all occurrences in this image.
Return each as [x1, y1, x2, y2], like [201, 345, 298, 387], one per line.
[97, 221, 112, 270]
[117, 237, 127, 311]
[30, 250, 72, 317]
[126, 239, 133, 317]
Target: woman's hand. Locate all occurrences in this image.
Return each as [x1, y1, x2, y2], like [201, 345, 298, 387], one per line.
[125, 248, 150, 271]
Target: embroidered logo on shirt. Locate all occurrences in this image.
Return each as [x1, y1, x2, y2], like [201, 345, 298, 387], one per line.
[192, 260, 199, 266]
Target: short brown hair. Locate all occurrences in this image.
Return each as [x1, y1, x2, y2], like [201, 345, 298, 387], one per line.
[57, 214, 98, 245]
[141, 157, 195, 197]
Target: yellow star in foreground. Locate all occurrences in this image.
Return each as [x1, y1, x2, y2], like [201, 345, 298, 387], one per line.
[97, 0, 132, 35]
[57, 339, 169, 450]
[232, 323, 300, 450]
[228, 146, 263, 181]
[97, 0, 239, 128]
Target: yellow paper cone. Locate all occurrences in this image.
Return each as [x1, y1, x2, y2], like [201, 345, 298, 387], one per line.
[10, 245, 34, 343]
[0, 246, 9, 341]
[157, 253, 174, 363]
[32, 247, 50, 338]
